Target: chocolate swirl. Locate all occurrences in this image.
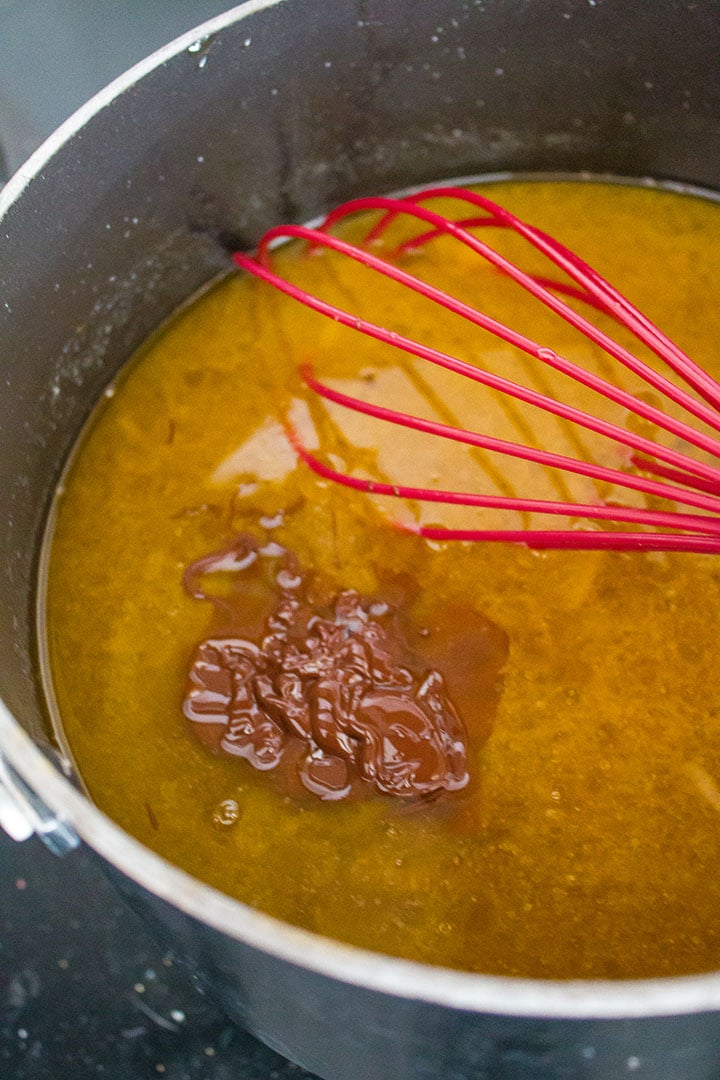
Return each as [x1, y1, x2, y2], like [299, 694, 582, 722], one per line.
[182, 542, 470, 801]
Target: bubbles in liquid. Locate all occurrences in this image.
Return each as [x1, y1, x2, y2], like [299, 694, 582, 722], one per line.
[212, 799, 241, 829]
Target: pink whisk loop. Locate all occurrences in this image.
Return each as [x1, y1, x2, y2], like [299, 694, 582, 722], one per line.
[233, 186, 720, 553]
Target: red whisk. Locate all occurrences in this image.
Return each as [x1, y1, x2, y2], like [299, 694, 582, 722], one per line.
[233, 185, 720, 554]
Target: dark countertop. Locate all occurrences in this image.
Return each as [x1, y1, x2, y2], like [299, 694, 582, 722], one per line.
[0, 3, 317, 1077]
[0, 828, 317, 1079]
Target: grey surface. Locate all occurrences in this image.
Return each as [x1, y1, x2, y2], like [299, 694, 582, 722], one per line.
[0, 0, 237, 172]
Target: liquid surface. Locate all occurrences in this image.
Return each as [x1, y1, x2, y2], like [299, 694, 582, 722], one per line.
[45, 181, 720, 978]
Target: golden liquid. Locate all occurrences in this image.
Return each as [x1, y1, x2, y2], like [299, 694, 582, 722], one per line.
[44, 181, 720, 978]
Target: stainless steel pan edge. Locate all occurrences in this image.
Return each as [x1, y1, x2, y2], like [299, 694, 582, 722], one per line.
[2, 1, 720, 1076]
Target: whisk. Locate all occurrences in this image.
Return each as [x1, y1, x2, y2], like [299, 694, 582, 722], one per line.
[232, 185, 720, 554]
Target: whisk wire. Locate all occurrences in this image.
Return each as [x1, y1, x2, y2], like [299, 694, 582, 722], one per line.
[318, 193, 720, 432]
[233, 186, 720, 553]
[300, 365, 720, 518]
[289, 436, 720, 534]
[365, 186, 720, 412]
[235, 222, 720, 485]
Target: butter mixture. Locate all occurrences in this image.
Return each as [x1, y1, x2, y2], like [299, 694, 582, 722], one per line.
[44, 181, 720, 978]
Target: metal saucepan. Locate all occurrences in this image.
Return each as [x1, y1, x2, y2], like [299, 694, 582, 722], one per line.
[2, 2, 720, 1077]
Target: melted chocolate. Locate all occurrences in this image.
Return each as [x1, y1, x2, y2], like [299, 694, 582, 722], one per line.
[182, 540, 472, 801]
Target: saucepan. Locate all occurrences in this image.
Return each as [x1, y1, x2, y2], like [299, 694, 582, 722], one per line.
[2, 1, 720, 1077]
